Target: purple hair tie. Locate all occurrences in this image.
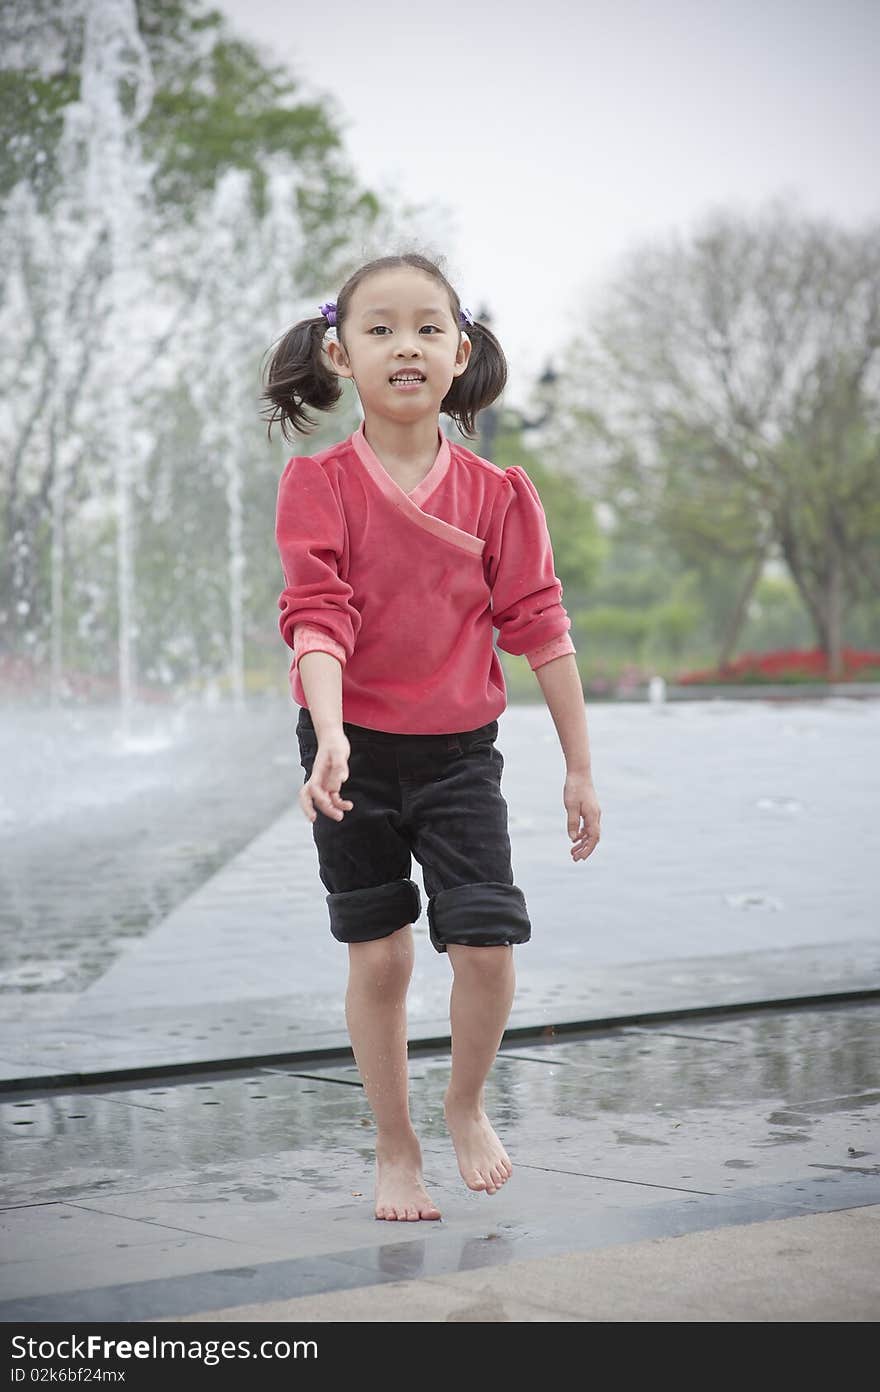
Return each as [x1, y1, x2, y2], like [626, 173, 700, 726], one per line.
[320, 299, 472, 329]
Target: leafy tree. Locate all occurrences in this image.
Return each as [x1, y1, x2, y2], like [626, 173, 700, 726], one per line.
[492, 416, 605, 605]
[0, 0, 384, 288]
[554, 198, 880, 676]
[0, 0, 389, 680]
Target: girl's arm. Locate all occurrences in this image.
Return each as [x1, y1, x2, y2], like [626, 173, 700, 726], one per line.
[483, 464, 599, 857]
[297, 650, 353, 824]
[533, 652, 592, 775]
[533, 653, 601, 863]
[275, 456, 361, 663]
[298, 649, 345, 740]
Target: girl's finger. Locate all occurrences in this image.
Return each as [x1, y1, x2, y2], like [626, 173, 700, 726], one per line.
[308, 783, 345, 819]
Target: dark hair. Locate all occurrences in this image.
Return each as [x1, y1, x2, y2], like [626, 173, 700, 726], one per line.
[260, 252, 507, 443]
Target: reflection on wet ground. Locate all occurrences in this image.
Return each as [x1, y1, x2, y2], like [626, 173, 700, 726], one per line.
[4, 1000, 876, 1199]
[0, 1000, 877, 1324]
[0, 700, 297, 991]
[3, 694, 878, 1001]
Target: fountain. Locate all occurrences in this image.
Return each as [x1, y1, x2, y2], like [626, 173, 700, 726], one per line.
[2, 5, 319, 724]
[77, 0, 155, 738]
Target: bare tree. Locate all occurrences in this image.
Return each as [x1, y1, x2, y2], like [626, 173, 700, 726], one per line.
[562, 197, 880, 676]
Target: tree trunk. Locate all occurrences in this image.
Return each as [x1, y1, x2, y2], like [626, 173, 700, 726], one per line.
[776, 516, 829, 651]
[717, 546, 767, 667]
[826, 538, 844, 680]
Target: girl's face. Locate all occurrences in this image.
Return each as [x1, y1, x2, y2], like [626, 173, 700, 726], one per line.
[326, 268, 471, 423]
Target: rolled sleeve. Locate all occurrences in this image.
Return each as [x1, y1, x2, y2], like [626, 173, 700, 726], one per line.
[293, 622, 348, 669]
[275, 456, 361, 663]
[524, 632, 577, 670]
[485, 465, 573, 658]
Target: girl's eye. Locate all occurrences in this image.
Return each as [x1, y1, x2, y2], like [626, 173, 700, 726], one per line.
[368, 325, 440, 335]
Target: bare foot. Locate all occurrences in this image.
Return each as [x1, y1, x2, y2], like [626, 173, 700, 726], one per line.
[444, 1095, 513, 1194]
[375, 1139, 442, 1221]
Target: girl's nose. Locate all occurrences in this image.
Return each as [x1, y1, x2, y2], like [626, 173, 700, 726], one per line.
[394, 329, 423, 352]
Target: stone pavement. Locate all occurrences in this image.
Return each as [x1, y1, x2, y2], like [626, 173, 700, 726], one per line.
[0, 1002, 877, 1322]
[1, 696, 877, 1087]
[1, 695, 878, 1322]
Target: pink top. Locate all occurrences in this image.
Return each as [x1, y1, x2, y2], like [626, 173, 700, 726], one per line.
[275, 419, 576, 734]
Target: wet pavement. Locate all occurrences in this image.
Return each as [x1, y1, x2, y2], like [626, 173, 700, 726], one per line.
[2, 692, 878, 1009]
[0, 696, 297, 993]
[1, 693, 878, 1319]
[1, 695, 878, 1087]
[1, 1001, 878, 1321]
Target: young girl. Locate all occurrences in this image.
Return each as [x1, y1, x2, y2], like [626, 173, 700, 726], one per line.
[264, 252, 600, 1222]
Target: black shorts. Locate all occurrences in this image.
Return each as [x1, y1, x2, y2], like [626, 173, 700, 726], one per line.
[296, 709, 532, 953]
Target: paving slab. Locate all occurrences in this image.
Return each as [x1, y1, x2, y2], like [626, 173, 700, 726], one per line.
[0, 1001, 877, 1322]
[165, 1206, 880, 1323]
[2, 698, 878, 1086]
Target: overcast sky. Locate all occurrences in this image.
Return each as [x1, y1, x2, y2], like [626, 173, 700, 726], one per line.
[216, 0, 879, 409]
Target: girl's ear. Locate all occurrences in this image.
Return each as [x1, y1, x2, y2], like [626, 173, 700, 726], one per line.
[453, 332, 472, 376]
[326, 339, 353, 379]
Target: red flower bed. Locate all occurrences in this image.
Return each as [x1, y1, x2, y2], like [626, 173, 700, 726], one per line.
[677, 647, 880, 685]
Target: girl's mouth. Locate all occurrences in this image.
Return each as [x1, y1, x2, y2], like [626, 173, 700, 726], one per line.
[389, 374, 426, 391]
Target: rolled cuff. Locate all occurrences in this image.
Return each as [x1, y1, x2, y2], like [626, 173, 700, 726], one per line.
[294, 622, 348, 669]
[525, 632, 577, 670]
[326, 877, 422, 943]
[427, 881, 532, 954]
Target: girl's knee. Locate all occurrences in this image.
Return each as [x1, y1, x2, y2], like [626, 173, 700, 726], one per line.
[348, 925, 414, 989]
[448, 943, 513, 980]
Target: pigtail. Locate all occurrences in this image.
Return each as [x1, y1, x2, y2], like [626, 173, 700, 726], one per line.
[262, 253, 509, 444]
[260, 316, 342, 443]
[441, 317, 508, 440]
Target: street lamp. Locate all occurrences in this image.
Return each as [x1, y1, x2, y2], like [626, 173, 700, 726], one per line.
[520, 361, 559, 432]
[475, 337, 559, 462]
[457, 302, 560, 460]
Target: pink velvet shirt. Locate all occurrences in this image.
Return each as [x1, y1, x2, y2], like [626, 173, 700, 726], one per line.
[275, 419, 576, 734]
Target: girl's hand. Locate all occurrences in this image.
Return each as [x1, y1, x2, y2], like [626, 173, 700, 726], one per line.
[564, 770, 601, 861]
[300, 731, 355, 824]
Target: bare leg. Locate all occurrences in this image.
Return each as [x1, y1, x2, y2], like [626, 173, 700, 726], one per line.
[345, 925, 441, 1220]
[443, 944, 516, 1195]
